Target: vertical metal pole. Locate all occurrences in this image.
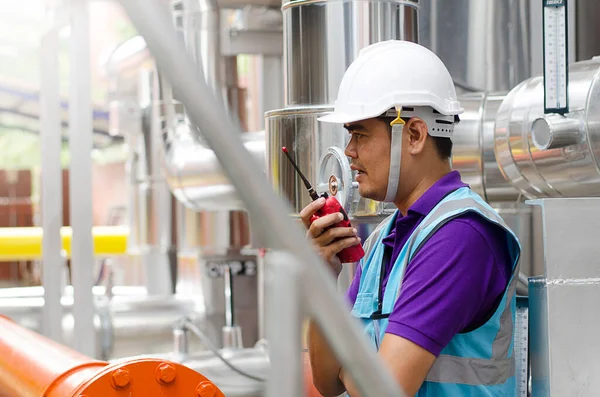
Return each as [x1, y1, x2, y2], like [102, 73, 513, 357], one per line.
[256, 248, 266, 340]
[40, 7, 64, 343]
[223, 264, 234, 327]
[69, 0, 96, 357]
[265, 251, 304, 397]
[258, 55, 283, 130]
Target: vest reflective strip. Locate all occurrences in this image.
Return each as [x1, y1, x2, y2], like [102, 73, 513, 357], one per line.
[365, 196, 520, 386]
[492, 273, 518, 359]
[426, 355, 515, 386]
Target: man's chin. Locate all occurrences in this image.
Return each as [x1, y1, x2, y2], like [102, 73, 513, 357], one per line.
[357, 186, 384, 202]
[357, 184, 367, 196]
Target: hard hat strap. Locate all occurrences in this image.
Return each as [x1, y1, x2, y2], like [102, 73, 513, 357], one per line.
[384, 106, 455, 139]
[383, 107, 404, 202]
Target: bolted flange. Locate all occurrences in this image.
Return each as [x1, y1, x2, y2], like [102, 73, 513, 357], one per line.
[195, 381, 216, 397]
[156, 363, 177, 384]
[111, 368, 131, 389]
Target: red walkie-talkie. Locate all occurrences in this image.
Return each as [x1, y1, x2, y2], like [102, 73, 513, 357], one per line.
[282, 147, 365, 263]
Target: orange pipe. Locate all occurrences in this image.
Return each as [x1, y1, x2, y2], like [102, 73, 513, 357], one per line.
[0, 315, 225, 397]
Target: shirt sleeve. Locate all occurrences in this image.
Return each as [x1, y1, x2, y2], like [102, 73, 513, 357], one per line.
[384, 215, 511, 357]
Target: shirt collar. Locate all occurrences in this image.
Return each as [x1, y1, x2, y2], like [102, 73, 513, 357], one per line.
[406, 171, 469, 217]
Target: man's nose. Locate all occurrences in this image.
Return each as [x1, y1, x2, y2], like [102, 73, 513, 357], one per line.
[344, 137, 357, 158]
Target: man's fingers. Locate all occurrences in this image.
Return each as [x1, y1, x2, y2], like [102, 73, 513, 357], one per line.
[308, 212, 344, 238]
[299, 197, 326, 228]
[322, 236, 361, 260]
[314, 227, 357, 246]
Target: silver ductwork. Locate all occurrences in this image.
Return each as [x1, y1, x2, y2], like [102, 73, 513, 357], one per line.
[266, 0, 419, 221]
[172, 0, 226, 104]
[126, 68, 178, 296]
[494, 57, 600, 199]
[164, 123, 266, 211]
[160, 0, 270, 210]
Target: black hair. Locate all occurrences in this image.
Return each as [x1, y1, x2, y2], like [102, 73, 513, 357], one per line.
[376, 116, 453, 160]
[432, 136, 453, 160]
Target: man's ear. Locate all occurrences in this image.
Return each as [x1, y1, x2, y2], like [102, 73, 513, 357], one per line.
[405, 118, 428, 155]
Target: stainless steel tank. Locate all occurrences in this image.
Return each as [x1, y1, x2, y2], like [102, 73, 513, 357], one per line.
[266, 0, 419, 221]
[418, 0, 531, 93]
[494, 57, 600, 198]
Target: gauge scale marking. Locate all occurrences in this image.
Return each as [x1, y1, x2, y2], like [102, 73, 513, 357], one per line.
[514, 297, 529, 397]
[543, 0, 569, 114]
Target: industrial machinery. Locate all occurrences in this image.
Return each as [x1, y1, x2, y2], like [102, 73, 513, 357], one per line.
[2, 0, 600, 396]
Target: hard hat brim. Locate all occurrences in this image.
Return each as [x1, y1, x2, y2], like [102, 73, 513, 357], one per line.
[317, 111, 373, 124]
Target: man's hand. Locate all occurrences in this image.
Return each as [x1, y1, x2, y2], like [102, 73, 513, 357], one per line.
[299, 197, 360, 275]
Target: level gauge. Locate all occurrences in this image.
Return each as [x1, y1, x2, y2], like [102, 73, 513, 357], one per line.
[543, 0, 569, 114]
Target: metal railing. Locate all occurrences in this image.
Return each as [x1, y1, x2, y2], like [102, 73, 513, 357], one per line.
[115, 0, 406, 396]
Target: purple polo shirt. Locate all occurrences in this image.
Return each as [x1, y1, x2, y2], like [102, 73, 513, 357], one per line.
[345, 171, 513, 356]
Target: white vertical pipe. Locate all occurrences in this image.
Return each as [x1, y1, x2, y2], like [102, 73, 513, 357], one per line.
[259, 55, 283, 129]
[265, 251, 304, 397]
[68, 0, 96, 357]
[40, 9, 64, 343]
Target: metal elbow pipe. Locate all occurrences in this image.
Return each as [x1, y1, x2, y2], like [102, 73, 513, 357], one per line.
[0, 315, 225, 397]
[163, 117, 267, 211]
[494, 57, 600, 198]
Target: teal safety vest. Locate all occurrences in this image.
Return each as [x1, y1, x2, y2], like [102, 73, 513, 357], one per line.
[350, 186, 521, 396]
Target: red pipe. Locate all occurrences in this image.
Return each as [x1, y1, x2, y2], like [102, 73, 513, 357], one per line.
[0, 315, 225, 397]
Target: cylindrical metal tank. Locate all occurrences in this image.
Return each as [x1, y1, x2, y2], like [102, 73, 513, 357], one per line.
[266, 0, 419, 221]
[418, 0, 531, 93]
[266, 107, 391, 219]
[0, 315, 225, 397]
[283, 0, 418, 107]
[494, 57, 600, 198]
[575, 0, 600, 63]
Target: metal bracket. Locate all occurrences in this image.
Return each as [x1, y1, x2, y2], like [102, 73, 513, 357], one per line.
[205, 255, 257, 278]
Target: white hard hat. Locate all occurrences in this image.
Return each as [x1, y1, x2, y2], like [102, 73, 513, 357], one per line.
[319, 40, 462, 203]
[318, 40, 463, 132]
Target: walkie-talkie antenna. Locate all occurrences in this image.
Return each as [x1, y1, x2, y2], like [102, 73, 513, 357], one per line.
[282, 147, 320, 201]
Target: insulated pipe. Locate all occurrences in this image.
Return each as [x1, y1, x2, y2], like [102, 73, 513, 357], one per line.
[130, 67, 178, 295]
[494, 57, 600, 198]
[158, 0, 257, 210]
[0, 315, 224, 397]
[116, 1, 406, 396]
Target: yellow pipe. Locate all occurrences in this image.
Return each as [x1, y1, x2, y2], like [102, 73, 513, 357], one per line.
[0, 226, 128, 261]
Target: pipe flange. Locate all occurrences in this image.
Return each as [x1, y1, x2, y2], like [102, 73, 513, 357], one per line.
[317, 146, 354, 212]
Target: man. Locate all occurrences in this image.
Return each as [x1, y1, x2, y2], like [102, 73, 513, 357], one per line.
[301, 40, 521, 396]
